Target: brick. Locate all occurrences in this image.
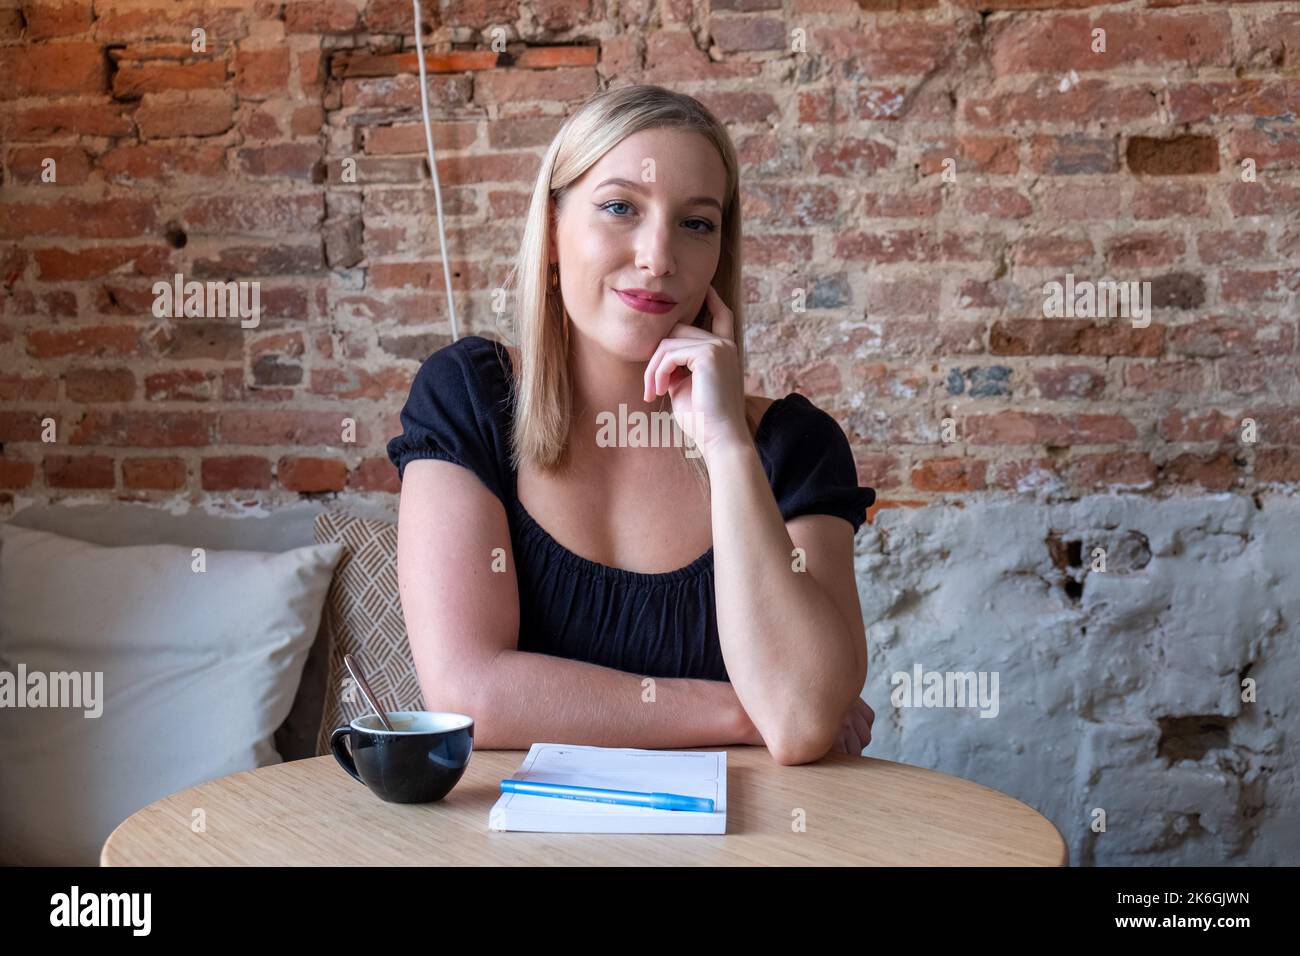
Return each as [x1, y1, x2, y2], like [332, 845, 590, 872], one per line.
[69, 411, 215, 447]
[285, 0, 361, 34]
[1231, 126, 1300, 169]
[966, 412, 1137, 445]
[813, 21, 962, 76]
[810, 138, 897, 177]
[1034, 365, 1106, 400]
[146, 322, 247, 362]
[1067, 452, 1156, 490]
[846, 320, 985, 356]
[218, 410, 363, 446]
[44, 454, 115, 488]
[122, 457, 187, 490]
[0, 43, 107, 97]
[1127, 135, 1219, 175]
[366, 120, 478, 154]
[1227, 181, 1300, 218]
[0, 457, 37, 489]
[1162, 451, 1243, 492]
[0, 373, 58, 402]
[1011, 236, 1095, 267]
[473, 68, 599, 107]
[182, 193, 324, 235]
[99, 143, 226, 182]
[0, 198, 160, 240]
[236, 143, 324, 180]
[5, 147, 94, 185]
[1196, 230, 1267, 265]
[711, 16, 786, 53]
[202, 456, 273, 490]
[25, 325, 142, 358]
[145, 370, 223, 401]
[235, 46, 291, 98]
[34, 245, 171, 280]
[348, 456, 400, 493]
[1, 101, 135, 140]
[21, 0, 93, 39]
[1171, 316, 1293, 359]
[989, 13, 1231, 76]
[135, 90, 236, 139]
[1124, 361, 1206, 396]
[65, 367, 136, 402]
[1221, 269, 1297, 303]
[111, 59, 227, 98]
[307, 365, 412, 400]
[963, 187, 1032, 219]
[0, 411, 50, 442]
[963, 79, 1159, 128]
[1042, 183, 1121, 221]
[191, 243, 326, 277]
[1150, 272, 1206, 311]
[1167, 81, 1298, 125]
[1158, 410, 1240, 443]
[1132, 183, 1209, 219]
[911, 457, 988, 492]
[277, 456, 348, 491]
[990, 320, 1164, 357]
[1104, 233, 1185, 269]
[1026, 134, 1117, 175]
[1256, 448, 1300, 484]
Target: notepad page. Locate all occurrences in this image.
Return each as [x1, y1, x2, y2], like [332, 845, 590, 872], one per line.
[488, 743, 727, 834]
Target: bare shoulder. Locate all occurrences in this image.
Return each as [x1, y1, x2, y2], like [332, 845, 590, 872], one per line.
[746, 394, 776, 418]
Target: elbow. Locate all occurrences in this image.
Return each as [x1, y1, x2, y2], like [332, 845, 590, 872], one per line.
[767, 718, 838, 767]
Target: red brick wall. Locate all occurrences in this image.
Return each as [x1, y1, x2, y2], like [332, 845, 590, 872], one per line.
[1, 0, 1297, 520]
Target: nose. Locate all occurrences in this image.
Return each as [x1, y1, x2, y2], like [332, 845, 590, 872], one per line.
[632, 210, 676, 278]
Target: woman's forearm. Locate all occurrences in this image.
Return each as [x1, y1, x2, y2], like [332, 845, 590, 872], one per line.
[707, 440, 861, 763]
[438, 648, 762, 751]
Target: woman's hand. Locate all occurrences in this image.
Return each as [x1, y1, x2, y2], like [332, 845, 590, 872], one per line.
[830, 696, 875, 755]
[642, 286, 748, 461]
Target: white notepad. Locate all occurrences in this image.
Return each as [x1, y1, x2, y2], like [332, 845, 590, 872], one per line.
[488, 743, 727, 834]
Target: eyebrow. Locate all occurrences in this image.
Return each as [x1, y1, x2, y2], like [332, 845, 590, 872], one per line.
[594, 177, 723, 215]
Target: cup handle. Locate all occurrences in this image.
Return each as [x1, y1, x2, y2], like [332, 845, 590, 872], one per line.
[330, 726, 362, 782]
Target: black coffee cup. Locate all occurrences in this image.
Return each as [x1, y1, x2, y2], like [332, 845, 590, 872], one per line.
[330, 710, 474, 804]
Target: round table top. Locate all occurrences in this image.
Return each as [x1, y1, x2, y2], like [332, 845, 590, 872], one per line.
[102, 746, 1068, 866]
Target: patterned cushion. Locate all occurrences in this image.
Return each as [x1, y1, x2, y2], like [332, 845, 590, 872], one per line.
[312, 510, 424, 756]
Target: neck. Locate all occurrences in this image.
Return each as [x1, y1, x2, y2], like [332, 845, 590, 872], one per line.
[567, 332, 672, 454]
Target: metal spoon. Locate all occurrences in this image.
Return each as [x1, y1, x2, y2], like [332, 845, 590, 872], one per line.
[343, 653, 395, 731]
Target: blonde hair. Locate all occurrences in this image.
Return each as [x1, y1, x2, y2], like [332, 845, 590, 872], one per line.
[498, 84, 755, 491]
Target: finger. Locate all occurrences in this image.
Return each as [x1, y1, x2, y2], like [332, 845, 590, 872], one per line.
[837, 727, 853, 755]
[651, 342, 714, 399]
[705, 286, 735, 344]
[669, 322, 715, 341]
[850, 710, 872, 743]
[642, 336, 713, 401]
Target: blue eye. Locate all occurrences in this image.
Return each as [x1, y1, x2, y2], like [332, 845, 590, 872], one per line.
[598, 201, 716, 234]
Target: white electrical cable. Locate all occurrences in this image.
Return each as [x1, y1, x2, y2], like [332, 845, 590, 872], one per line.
[411, 0, 460, 342]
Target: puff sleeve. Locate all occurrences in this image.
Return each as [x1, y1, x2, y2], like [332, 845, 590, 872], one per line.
[385, 335, 510, 506]
[756, 394, 876, 534]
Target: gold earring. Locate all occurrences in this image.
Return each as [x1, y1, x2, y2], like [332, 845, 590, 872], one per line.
[548, 265, 559, 291]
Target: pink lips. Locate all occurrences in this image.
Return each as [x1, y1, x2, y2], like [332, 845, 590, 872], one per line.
[614, 289, 676, 314]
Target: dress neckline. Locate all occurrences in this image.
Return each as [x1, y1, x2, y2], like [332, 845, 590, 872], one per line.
[483, 336, 790, 584]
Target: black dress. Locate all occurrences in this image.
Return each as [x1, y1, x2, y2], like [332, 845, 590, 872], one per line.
[386, 334, 876, 683]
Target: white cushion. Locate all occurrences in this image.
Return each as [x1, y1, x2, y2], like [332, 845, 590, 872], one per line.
[0, 523, 343, 866]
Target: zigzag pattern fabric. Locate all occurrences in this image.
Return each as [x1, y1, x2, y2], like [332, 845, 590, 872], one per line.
[312, 511, 424, 756]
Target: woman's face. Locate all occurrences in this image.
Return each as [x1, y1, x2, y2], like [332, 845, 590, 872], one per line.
[549, 128, 728, 362]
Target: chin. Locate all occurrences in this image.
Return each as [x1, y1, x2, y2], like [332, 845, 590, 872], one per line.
[600, 317, 675, 361]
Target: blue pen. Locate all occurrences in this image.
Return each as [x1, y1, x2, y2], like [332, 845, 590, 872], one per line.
[500, 779, 715, 812]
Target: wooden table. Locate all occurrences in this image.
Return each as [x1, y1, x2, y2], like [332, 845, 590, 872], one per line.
[101, 747, 1068, 866]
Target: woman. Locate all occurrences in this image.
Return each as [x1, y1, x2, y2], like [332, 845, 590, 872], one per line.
[387, 85, 876, 764]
